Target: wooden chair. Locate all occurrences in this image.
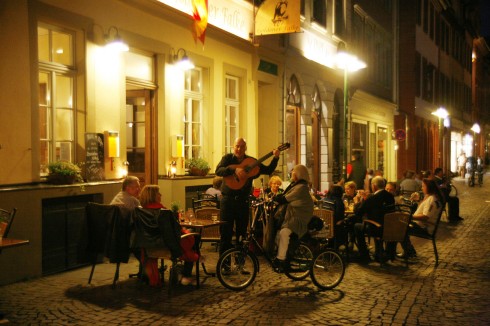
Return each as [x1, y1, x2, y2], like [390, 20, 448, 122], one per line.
[194, 207, 221, 251]
[364, 205, 411, 266]
[311, 209, 334, 240]
[0, 208, 17, 238]
[192, 195, 220, 211]
[0, 208, 17, 253]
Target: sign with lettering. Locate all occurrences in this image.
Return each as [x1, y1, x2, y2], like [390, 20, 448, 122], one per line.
[395, 129, 406, 141]
[85, 133, 105, 181]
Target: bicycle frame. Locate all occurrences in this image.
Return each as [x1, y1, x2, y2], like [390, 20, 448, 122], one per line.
[242, 197, 311, 274]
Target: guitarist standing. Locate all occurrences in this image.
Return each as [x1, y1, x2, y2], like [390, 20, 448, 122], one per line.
[215, 137, 280, 256]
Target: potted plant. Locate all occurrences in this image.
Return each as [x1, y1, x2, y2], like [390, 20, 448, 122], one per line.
[186, 157, 210, 176]
[47, 161, 84, 184]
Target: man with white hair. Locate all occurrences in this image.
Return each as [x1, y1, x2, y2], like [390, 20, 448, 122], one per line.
[353, 176, 394, 263]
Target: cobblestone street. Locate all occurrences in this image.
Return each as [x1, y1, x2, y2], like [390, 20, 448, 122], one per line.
[1, 177, 489, 325]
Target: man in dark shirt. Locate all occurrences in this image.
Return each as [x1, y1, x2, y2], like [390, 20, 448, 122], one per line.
[353, 176, 395, 262]
[215, 137, 280, 256]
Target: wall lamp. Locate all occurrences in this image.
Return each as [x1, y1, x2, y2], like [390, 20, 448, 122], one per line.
[92, 24, 129, 52]
[105, 26, 129, 52]
[171, 48, 195, 70]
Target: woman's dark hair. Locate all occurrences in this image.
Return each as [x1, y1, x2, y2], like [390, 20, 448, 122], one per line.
[329, 184, 343, 198]
[422, 178, 442, 202]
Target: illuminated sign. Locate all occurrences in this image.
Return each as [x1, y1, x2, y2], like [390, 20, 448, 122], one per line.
[157, 0, 253, 40]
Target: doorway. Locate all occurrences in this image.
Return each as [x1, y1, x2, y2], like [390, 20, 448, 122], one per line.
[125, 89, 157, 185]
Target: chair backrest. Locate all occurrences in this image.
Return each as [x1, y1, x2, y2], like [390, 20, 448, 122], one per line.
[427, 201, 445, 238]
[192, 196, 220, 211]
[311, 209, 334, 239]
[382, 210, 411, 242]
[85, 203, 117, 254]
[195, 207, 220, 220]
[0, 208, 17, 238]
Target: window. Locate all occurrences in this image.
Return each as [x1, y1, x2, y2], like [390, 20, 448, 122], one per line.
[38, 25, 76, 176]
[312, 0, 327, 27]
[334, 0, 344, 37]
[351, 122, 367, 156]
[184, 68, 203, 159]
[225, 75, 240, 153]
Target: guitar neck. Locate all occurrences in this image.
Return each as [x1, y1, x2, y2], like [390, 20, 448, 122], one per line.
[247, 152, 273, 171]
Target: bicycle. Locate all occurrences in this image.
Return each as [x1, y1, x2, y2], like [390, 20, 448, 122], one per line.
[216, 197, 345, 291]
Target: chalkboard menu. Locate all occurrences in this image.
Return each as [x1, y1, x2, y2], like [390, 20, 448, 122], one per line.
[85, 133, 105, 181]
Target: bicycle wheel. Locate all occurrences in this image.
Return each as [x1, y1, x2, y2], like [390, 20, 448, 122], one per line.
[285, 243, 313, 280]
[310, 249, 345, 290]
[216, 248, 258, 291]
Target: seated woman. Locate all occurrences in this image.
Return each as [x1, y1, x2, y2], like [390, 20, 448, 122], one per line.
[401, 178, 443, 258]
[272, 164, 314, 273]
[342, 181, 357, 209]
[139, 185, 199, 286]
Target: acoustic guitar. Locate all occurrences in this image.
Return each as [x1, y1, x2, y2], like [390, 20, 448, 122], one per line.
[223, 143, 290, 190]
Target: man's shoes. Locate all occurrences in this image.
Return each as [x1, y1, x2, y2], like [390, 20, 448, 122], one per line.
[449, 216, 464, 222]
[180, 276, 197, 286]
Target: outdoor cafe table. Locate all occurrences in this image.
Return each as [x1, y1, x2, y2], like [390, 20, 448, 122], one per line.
[0, 238, 30, 323]
[0, 238, 29, 250]
[180, 219, 226, 279]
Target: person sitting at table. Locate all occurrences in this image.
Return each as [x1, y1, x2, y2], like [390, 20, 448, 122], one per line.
[205, 176, 223, 200]
[342, 181, 357, 207]
[139, 185, 199, 286]
[386, 181, 404, 204]
[272, 164, 314, 273]
[265, 175, 284, 201]
[399, 178, 443, 259]
[353, 176, 395, 263]
[110, 176, 141, 209]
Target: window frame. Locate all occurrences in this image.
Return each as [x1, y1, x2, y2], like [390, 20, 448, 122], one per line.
[225, 74, 240, 154]
[38, 23, 77, 176]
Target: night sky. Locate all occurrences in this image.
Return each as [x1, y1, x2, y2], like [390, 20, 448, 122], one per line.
[480, 0, 490, 38]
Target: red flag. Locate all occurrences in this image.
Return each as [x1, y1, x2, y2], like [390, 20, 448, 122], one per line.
[192, 0, 208, 45]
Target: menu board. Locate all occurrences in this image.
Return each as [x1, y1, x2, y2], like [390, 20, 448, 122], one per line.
[85, 133, 105, 181]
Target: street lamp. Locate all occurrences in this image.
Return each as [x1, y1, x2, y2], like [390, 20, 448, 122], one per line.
[431, 107, 449, 171]
[336, 42, 366, 181]
[471, 123, 480, 158]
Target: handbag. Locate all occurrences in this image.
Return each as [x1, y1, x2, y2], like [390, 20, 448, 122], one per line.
[273, 203, 288, 229]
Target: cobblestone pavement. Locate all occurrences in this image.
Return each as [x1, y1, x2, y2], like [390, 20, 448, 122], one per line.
[1, 177, 490, 325]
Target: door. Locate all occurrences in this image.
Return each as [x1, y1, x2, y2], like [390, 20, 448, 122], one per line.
[126, 89, 157, 185]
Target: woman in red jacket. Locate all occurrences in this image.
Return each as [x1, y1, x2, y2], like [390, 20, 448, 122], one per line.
[140, 185, 199, 286]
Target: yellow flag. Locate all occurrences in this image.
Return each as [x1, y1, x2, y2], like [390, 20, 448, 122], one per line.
[255, 0, 301, 36]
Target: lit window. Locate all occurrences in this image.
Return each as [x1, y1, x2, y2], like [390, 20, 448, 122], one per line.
[38, 24, 75, 176]
[225, 75, 240, 153]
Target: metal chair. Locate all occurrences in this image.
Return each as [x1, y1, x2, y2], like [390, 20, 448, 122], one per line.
[408, 202, 444, 266]
[86, 203, 133, 288]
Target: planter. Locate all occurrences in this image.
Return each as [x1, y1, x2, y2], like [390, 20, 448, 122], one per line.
[189, 167, 210, 176]
[47, 174, 76, 185]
